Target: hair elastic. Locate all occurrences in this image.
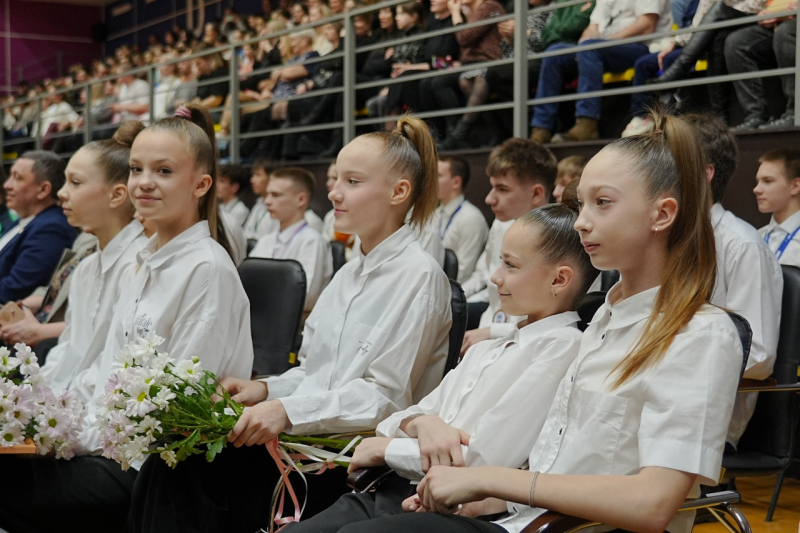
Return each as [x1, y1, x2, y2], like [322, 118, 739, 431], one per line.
[174, 106, 192, 120]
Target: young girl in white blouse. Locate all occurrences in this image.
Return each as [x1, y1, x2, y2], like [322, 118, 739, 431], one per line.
[125, 116, 452, 533]
[342, 112, 745, 533]
[282, 202, 599, 533]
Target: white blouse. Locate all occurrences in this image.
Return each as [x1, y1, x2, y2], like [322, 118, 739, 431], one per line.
[243, 201, 278, 240]
[81, 221, 254, 454]
[262, 225, 452, 435]
[378, 312, 581, 481]
[434, 195, 489, 283]
[249, 219, 333, 311]
[497, 285, 742, 533]
[221, 198, 250, 228]
[41, 220, 147, 399]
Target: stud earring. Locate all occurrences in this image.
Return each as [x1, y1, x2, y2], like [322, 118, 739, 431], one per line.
[551, 288, 556, 298]
[653, 226, 659, 235]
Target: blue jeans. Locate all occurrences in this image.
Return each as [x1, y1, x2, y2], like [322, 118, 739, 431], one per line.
[531, 40, 650, 129]
[630, 49, 683, 116]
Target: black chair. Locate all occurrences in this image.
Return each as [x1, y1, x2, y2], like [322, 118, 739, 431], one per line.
[246, 238, 258, 256]
[443, 249, 459, 281]
[600, 270, 620, 291]
[444, 278, 468, 375]
[723, 264, 800, 521]
[331, 241, 346, 275]
[238, 258, 307, 375]
[575, 291, 606, 332]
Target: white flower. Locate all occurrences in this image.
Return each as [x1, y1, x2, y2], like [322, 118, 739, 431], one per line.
[149, 352, 171, 374]
[174, 358, 203, 385]
[138, 416, 162, 437]
[36, 407, 70, 439]
[113, 344, 137, 370]
[55, 441, 77, 460]
[152, 387, 176, 410]
[33, 432, 56, 454]
[184, 386, 197, 396]
[160, 449, 177, 467]
[124, 381, 157, 418]
[14, 343, 38, 375]
[141, 330, 165, 349]
[0, 347, 19, 374]
[122, 434, 152, 464]
[1, 424, 24, 446]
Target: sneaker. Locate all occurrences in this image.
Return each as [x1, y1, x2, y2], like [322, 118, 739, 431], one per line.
[552, 117, 599, 144]
[759, 113, 795, 129]
[621, 116, 653, 138]
[731, 117, 767, 132]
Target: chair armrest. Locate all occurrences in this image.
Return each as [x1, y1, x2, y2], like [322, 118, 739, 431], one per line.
[738, 381, 800, 393]
[346, 465, 393, 492]
[739, 378, 777, 389]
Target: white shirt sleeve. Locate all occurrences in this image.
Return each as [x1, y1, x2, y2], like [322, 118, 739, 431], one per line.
[460, 246, 489, 298]
[449, 212, 489, 284]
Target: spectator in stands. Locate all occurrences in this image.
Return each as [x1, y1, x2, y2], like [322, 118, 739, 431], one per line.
[203, 21, 221, 45]
[222, 7, 248, 38]
[435, 0, 511, 150]
[250, 167, 333, 311]
[191, 45, 230, 111]
[152, 54, 183, 120]
[685, 113, 781, 449]
[166, 54, 198, 114]
[34, 86, 79, 141]
[0, 151, 76, 304]
[622, 0, 705, 137]
[530, 0, 671, 144]
[725, 4, 796, 130]
[754, 148, 800, 266]
[375, 5, 399, 41]
[653, 0, 768, 124]
[291, 1, 310, 25]
[244, 159, 277, 240]
[435, 155, 489, 282]
[329, 0, 344, 14]
[110, 62, 150, 125]
[460, 139, 557, 352]
[309, 4, 336, 55]
[218, 163, 251, 227]
[553, 154, 587, 202]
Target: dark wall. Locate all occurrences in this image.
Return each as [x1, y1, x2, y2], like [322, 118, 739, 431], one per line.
[300, 128, 800, 230]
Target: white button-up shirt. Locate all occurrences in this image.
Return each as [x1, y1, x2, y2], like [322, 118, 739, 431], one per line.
[378, 311, 581, 481]
[221, 198, 250, 228]
[435, 195, 489, 283]
[461, 218, 513, 301]
[0, 215, 33, 253]
[243, 201, 278, 240]
[41, 220, 147, 400]
[711, 203, 782, 446]
[80, 221, 254, 455]
[497, 286, 742, 533]
[759, 209, 800, 267]
[249, 219, 333, 311]
[262, 225, 452, 435]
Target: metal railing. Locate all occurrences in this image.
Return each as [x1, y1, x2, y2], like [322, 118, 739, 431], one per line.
[1, 0, 798, 165]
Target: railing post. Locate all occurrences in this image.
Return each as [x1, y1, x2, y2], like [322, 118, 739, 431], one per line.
[229, 46, 240, 164]
[35, 97, 42, 150]
[148, 66, 156, 126]
[512, 0, 529, 139]
[84, 84, 93, 145]
[794, 9, 799, 127]
[343, 12, 356, 144]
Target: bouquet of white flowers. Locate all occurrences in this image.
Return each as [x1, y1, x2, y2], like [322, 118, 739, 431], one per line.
[0, 343, 84, 458]
[96, 333, 244, 470]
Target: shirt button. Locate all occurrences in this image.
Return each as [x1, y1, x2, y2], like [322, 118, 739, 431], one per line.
[446, 414, 455, 422]
[601, 334, 606, 340]
[491, 353, 498, 361]
[125, 332, 128, 337]
[467, 381, 475, 389]
[558, 428, 563, 435]
[570, 375, 574, 382]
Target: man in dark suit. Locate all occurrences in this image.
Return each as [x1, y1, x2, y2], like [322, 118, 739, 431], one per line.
[0, 151, 76, 303]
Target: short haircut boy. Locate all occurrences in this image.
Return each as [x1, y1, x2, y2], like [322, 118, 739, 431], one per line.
[271, 167, 316, 202]
[440, 156, 471, 189]
[486, 139, 558, 196]
[684, 113, 739, 203]
[759, 148, 800, 182]
[557, 155, 588, 183]
[219, 163, 245, 190]
[252, 158, 274, 176]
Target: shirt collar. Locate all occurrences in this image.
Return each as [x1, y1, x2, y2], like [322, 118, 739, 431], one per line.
[137, 221, 210, 270]
[16, 215, 35, 230]
[277, 219, 307, 244]
[776, 209, 800, 234]
[516, 311, 581, 348]
[595, 284, 660, 331]
[710, 203, 726, 229]
[440, 195, 465, 217]
[100, 219, 144, 274]
[356, 225, 416, 276]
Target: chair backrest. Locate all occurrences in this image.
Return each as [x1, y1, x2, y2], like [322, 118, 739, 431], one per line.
[246, 238, 257, 255]
[443, 278, 467, 376]
[443, 249, 459, 281]
[330, 241, 346, 275]
[600, 270, 620, 291]
[575, 291, 606, 332]
[238, 258, 307, 375]
[737, 265, 800, 460]
[725, 312, 752, 382]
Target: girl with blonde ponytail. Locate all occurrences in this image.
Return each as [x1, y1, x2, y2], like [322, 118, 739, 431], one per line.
[361, 110, 744, 533]
[125, 115, 453, 533]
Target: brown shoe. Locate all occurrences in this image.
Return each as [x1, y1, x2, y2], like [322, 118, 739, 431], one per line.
[529, 127, 551, 144]
[552, 117, 599, 144]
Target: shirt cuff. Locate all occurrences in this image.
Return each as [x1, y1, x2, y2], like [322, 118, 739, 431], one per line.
[384, 438, 426, 481]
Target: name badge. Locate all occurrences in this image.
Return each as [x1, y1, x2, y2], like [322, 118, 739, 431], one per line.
[493, 311, 506, 323]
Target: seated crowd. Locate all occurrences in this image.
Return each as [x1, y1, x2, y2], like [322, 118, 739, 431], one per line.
[2, 0, 797, 159]
[0, 92, 796, 533]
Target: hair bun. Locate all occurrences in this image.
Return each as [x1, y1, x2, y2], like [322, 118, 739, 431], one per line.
[113, 120, 146, 148]
[560, 178, 580, 212]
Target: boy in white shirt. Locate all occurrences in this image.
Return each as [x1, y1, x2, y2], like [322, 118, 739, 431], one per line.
[460, 139, 558, 354]
[250, 167, 333, 311]
[754, 148, 800, 267]
[435, 156, 489, 283]
[686, 114, 783, 448]
[217, 164, 250, 228]
[243, 159, 278, 240]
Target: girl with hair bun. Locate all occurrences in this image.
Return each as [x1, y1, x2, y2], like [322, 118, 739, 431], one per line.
[125, 116, 453, 533]
[336, 111, 744, 533]
[280, 202, 598, 533]
[0, 121, 149, 533]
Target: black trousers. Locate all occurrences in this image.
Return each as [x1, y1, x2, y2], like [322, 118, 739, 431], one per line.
[126, 443, 350, 533]
[285, 473, 504, 533]
[0, 455, 137, 533]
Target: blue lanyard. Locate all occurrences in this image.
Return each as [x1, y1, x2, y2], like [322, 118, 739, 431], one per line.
[438, 200, 466, 240]
[273, 222, 308, 258]
[765, 225, 800, 260]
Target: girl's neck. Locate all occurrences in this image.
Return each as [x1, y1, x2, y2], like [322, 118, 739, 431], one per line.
[615, 254, 666, 305]
[155, 214, 202, 250]
[92, 215, 131, 250]
[359, 219, 404, 256]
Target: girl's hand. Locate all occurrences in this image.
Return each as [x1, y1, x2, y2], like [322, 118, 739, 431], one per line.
[407, 415, 471, 472]
[347, 436, 392, 472]
[220, 377, 268, 405]
[0, 308, 43, 345]
[416, 466, 488, 514]
[227, 399, 288, 447]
